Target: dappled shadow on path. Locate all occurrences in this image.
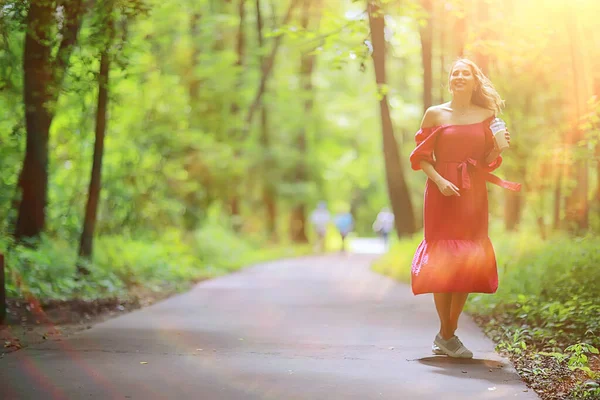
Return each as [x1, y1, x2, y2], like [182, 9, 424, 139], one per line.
[415, 356, 519, 385]
[418, 356, 505, 368]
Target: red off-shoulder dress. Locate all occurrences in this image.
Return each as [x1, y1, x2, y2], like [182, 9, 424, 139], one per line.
[409, 116, 521, 295]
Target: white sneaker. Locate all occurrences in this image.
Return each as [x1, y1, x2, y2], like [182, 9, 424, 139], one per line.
[432, 341, 444, 355]
[434, 334, 473, 359]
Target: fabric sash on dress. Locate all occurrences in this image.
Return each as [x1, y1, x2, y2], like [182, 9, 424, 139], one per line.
[457, 158, 521, 192]
[413, 124, 521, 192]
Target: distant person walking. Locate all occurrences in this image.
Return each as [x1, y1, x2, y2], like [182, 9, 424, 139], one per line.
[310, 201, 330, 252]
[334, 211, 354, 252]
[372, 207, 394, 250]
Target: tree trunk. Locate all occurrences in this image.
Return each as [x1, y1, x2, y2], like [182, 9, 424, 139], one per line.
[504, 191, 522, 231]
[553, 168, 562, 230]
[290, 0, 318, 243]
[188, 11, 202, 120]
[595, 78, 600, 207]
[78, 8, 113, 270]
[368, 0, 416, 236]
[453, 5, 466, 58]
[563, 6, 589, 233]
[229, 0, 246, 231]
[78, 1, 116, 273]
[419, 0, 433, 113]
[256, 0, 278, 240]
[181, 10, 205, 229]
[596, 136, 600, 206]
[16, 1, 54, 239]
[15, 0, 84, 240]
[244, 0, 300, 130]
[263, 185, 277, 240]
[437, 0, 445, 104]
[0, 254, 5, 325]
[504, 96, 529, 231]
[474, 0, 489, 75]
[212, 0, 227, 52]
[262, 109, 278, 240]
[564, 146, 588, 232]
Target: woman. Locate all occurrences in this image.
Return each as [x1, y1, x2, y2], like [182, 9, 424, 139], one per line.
[409, 59, 521, 359]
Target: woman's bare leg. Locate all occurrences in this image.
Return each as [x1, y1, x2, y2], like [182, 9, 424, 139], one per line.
[433, 293, 453, 339]
[448, 292, 469, 337]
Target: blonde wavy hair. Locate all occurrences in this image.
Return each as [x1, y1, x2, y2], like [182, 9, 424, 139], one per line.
[449, 58, 504, 115]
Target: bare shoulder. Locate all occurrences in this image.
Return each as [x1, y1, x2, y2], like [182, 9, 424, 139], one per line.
[420, 104, 446, 128]
[473, 105, 495, 119]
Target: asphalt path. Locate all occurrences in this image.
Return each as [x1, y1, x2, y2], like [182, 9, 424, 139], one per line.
[0, 239, 537, 399]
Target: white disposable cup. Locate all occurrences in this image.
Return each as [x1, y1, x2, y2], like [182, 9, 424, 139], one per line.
[490, 118, 509, 151]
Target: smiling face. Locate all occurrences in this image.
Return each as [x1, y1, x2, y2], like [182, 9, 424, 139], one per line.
[449, 61, 477, 95]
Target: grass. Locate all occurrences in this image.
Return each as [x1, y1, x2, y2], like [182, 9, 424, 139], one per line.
[1, 223, 312, 302]
[371, 231, 422, 282]
[371, 225, 600, 400]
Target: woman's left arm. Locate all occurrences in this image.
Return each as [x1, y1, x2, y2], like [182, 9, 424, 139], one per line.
[485, 147, 501, 164]
[484, 130, 511, 165]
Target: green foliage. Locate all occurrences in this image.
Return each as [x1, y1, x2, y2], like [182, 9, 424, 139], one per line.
[374, 229, 600, 397]
[572, 380, 600, 399]
[470, 232, 600, 397]
[370, 232, 422, 281]
[2, 235, 125, 300]
[193, 223, 254, 271]
[0, 0, 394, 312]
[495, 327, 529, 355]
[564, 343, 599, 377]
[1, 226, 311, 301]
[468, 234, 600, 349]
[2, 0, 408, 250]
[539, 343, 599, 382]
[93, 233, 199, 291]
[373, 228, 600, 349]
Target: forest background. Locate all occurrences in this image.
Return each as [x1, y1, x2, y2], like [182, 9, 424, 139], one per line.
[1, 1, 600, 398]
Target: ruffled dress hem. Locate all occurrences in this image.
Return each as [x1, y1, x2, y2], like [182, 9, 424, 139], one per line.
[411, 238, 499, 295]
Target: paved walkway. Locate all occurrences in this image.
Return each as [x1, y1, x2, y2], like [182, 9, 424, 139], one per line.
[0, 241, 537, 399]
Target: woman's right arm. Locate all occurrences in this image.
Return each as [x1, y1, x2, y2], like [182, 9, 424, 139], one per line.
[420, 161, 460, 197]
[418, 107, 460, 197]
